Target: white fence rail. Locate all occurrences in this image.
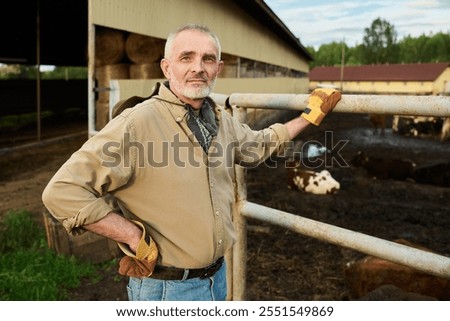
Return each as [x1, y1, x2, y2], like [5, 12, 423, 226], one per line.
[242, 201, 450, 275]
[228, 93, 450, 117]
[226, 93, 450, 300]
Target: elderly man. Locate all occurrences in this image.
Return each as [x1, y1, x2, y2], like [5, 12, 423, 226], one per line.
[42, 23, 341, 301]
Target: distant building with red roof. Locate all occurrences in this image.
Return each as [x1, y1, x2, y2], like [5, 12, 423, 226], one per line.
[309, 62, 450, 95]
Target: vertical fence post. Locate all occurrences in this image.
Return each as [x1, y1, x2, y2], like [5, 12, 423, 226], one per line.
[230, 106, 248, 301]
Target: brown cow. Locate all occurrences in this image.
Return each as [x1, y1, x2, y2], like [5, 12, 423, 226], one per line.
[369, 114, 386, 136]
[351, 151, 416, 181]
[345, 239, 450, 300]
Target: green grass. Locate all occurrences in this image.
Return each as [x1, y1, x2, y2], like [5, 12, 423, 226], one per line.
[0, 209, 98, 300]
[0, 108, 86, 131]
[0, 111, 53, 130]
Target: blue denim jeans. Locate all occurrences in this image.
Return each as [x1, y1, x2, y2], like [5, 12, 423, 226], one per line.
[127, 261, 227, 301]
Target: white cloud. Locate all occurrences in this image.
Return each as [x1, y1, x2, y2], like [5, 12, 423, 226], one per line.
[264, 0, 450, 49]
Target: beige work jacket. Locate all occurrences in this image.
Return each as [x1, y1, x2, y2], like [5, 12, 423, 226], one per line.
[42, 83, 290, 268]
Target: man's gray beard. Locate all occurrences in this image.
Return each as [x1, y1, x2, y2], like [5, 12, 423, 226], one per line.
[182, 78, 217, 99]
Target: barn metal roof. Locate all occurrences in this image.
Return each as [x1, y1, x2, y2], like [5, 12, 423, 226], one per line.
[0, 0, 311, 67]
[309, 62, 450, 82]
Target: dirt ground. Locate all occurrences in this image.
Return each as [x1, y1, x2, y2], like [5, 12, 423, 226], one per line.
[0, 112, 449, 301]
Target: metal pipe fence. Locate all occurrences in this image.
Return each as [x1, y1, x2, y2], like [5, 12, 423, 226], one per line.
[227, 93, 450, 300]
[242, 201, 450, 278]
[228, 93, 450, 117]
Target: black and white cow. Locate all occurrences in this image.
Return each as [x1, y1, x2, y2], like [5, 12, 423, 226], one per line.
[392, 115, 443, 137]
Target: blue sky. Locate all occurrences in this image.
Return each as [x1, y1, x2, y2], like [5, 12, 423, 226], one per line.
[264, 0, 450, 49]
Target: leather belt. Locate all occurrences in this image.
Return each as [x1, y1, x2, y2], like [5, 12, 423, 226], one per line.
[151, 257, 224, 280]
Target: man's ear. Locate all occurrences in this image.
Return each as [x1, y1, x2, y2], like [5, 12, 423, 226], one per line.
[160, 58, 170, 79]
[217, 60, 224, 74]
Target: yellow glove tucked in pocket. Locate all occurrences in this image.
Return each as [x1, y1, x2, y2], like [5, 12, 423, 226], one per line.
[117, 220, 158, 278]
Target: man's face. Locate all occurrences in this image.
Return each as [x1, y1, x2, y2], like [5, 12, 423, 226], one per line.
[161, 29, 223, 108]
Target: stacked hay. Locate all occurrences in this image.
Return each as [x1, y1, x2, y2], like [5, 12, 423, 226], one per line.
[94, 27, 126, 67]
[126, 33, 165, 79]
[129, 63, 163, 79]
[95, 64, 129, 130]
[94, 28, 165, 130]
[94, 27, 129, 130]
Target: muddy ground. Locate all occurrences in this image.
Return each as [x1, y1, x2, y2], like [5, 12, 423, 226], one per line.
[0, 112, 449, 301]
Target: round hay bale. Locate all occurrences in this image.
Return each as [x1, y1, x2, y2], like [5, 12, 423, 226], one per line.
[95, 101, 110, 131]
[95, 64, 130, 102]
[96, 63, 130, 83]
[95, 28, 126, 67]
[129, 63, 163, 79]
[126, 33, 165, 64]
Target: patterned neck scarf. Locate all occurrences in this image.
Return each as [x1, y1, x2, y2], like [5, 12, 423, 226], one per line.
[185, 100, 218, 153]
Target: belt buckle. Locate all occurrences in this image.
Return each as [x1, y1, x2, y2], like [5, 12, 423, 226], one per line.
[199, 257, 223, 279]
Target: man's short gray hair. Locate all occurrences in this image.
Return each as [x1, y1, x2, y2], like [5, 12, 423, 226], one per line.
[164, 23, 222, 60]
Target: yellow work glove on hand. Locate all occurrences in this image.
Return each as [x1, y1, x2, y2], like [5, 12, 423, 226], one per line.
[117, 220, 158, 277]
[301, 88, 342, 126]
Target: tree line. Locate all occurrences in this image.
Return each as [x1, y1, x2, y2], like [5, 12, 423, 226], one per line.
[307, 18, 450, 68]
